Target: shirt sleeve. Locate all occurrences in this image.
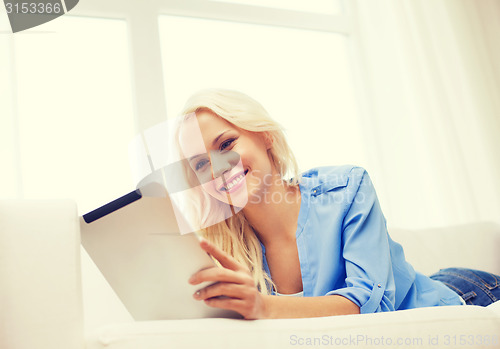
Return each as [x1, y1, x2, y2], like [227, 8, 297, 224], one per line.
[325, 167, 396, 313]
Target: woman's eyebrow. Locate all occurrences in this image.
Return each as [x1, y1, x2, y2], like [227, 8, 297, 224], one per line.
[188, 154, 205, 163]
[212, 130, 230, 147]
[187, 130, 232, 162]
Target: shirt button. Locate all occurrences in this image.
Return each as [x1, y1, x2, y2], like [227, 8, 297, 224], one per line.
[377, 284, 382, 288]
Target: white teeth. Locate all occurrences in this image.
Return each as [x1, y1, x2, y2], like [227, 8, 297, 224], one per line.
[223, 174, 245, 191]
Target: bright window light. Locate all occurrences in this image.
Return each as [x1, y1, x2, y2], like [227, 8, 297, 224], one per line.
[208, 0, 342, 15]
[11, 16, 136, 214]
[158, 15, 366, 172]
[0, 17, 18, 199]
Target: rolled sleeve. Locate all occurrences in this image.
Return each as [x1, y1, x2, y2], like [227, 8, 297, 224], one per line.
[325, 168, 396, 313]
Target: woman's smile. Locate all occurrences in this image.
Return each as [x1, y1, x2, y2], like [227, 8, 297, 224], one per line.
[219, 169, 249, 193]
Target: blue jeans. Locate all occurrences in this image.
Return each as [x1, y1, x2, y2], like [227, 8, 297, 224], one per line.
[430, 268, 500, 306]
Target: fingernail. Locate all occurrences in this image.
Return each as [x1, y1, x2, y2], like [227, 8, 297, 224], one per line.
[188, 276, 195, 283]
[193, 290, 201, 299]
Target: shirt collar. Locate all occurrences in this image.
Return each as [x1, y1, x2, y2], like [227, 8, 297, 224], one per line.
[299, 167, 350, 197]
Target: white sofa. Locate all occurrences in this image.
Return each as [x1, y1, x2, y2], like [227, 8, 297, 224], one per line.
[1, 200, 500, 349]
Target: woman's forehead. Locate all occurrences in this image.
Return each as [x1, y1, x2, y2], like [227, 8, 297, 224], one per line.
[196, 111, 234, 133]
[179, 111, 234, 157]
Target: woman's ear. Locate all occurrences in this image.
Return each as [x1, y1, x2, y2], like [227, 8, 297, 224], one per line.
[263, 132, 274, 150]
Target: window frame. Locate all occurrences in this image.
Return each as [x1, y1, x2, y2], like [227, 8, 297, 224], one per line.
[71, 0, 351, 130]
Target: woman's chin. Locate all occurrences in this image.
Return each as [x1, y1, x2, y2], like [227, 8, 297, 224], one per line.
[225, 190, 249, 208]
[208, 186, 248, 209]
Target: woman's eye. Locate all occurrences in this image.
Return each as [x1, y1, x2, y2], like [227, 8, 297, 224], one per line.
[195, 159, 209, 171]
[219, 138, 235, 151]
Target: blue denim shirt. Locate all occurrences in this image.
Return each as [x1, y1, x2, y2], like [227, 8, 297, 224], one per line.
[261, 165, 463, 313]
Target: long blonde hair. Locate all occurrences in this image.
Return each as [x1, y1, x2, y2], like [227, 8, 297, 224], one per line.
[177, 88, 299, 294]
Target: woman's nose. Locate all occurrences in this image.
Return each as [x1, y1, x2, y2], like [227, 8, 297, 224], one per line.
[210, 150, 240, 179]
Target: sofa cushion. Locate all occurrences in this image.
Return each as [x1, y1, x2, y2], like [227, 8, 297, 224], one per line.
[86, 305, 500, 349]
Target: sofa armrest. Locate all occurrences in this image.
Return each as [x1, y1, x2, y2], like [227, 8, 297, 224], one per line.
[0, 200, 84, 349]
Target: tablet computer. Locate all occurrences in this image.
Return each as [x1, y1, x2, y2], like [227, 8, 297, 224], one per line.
[80, 182, 240, 320]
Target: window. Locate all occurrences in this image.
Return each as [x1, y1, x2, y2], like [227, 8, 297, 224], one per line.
[209, 0, 342, 15]
[3, 0, 361, 211]
[3, 15, 136, 214]
[159, 14, 365, 171]
[0, 20, 18, 199]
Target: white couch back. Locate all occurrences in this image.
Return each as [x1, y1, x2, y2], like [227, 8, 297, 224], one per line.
[388, 221, 500, 276]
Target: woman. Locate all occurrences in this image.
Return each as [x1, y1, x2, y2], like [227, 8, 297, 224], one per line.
[175, 88, 500, 319]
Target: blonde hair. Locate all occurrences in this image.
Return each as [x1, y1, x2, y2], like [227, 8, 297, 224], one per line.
[177, 88, 300, 294]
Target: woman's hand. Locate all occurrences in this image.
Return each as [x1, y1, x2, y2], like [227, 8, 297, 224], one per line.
[188, 238, 268, 319]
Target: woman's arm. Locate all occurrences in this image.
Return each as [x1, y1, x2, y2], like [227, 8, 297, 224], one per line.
[261, 294, 360, 319]
[189, 238, 360, 319]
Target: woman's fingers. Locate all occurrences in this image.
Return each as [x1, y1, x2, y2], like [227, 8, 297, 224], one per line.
[193, 282, 249, 301]
[193, 282, 264, 320]
[203, 297, 252, 318]
[189, 266, 253, 286]
[189, 238, 265, 319]
[198, 238, 246, 272]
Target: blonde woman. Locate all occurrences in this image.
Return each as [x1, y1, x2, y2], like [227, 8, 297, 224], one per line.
[176, 88, 499, 319]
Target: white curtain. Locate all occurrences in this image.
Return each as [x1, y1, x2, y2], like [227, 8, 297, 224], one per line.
[351, 0, 500, 229]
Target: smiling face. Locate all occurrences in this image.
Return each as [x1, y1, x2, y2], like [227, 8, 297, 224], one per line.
[179, 110, 275, 208]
